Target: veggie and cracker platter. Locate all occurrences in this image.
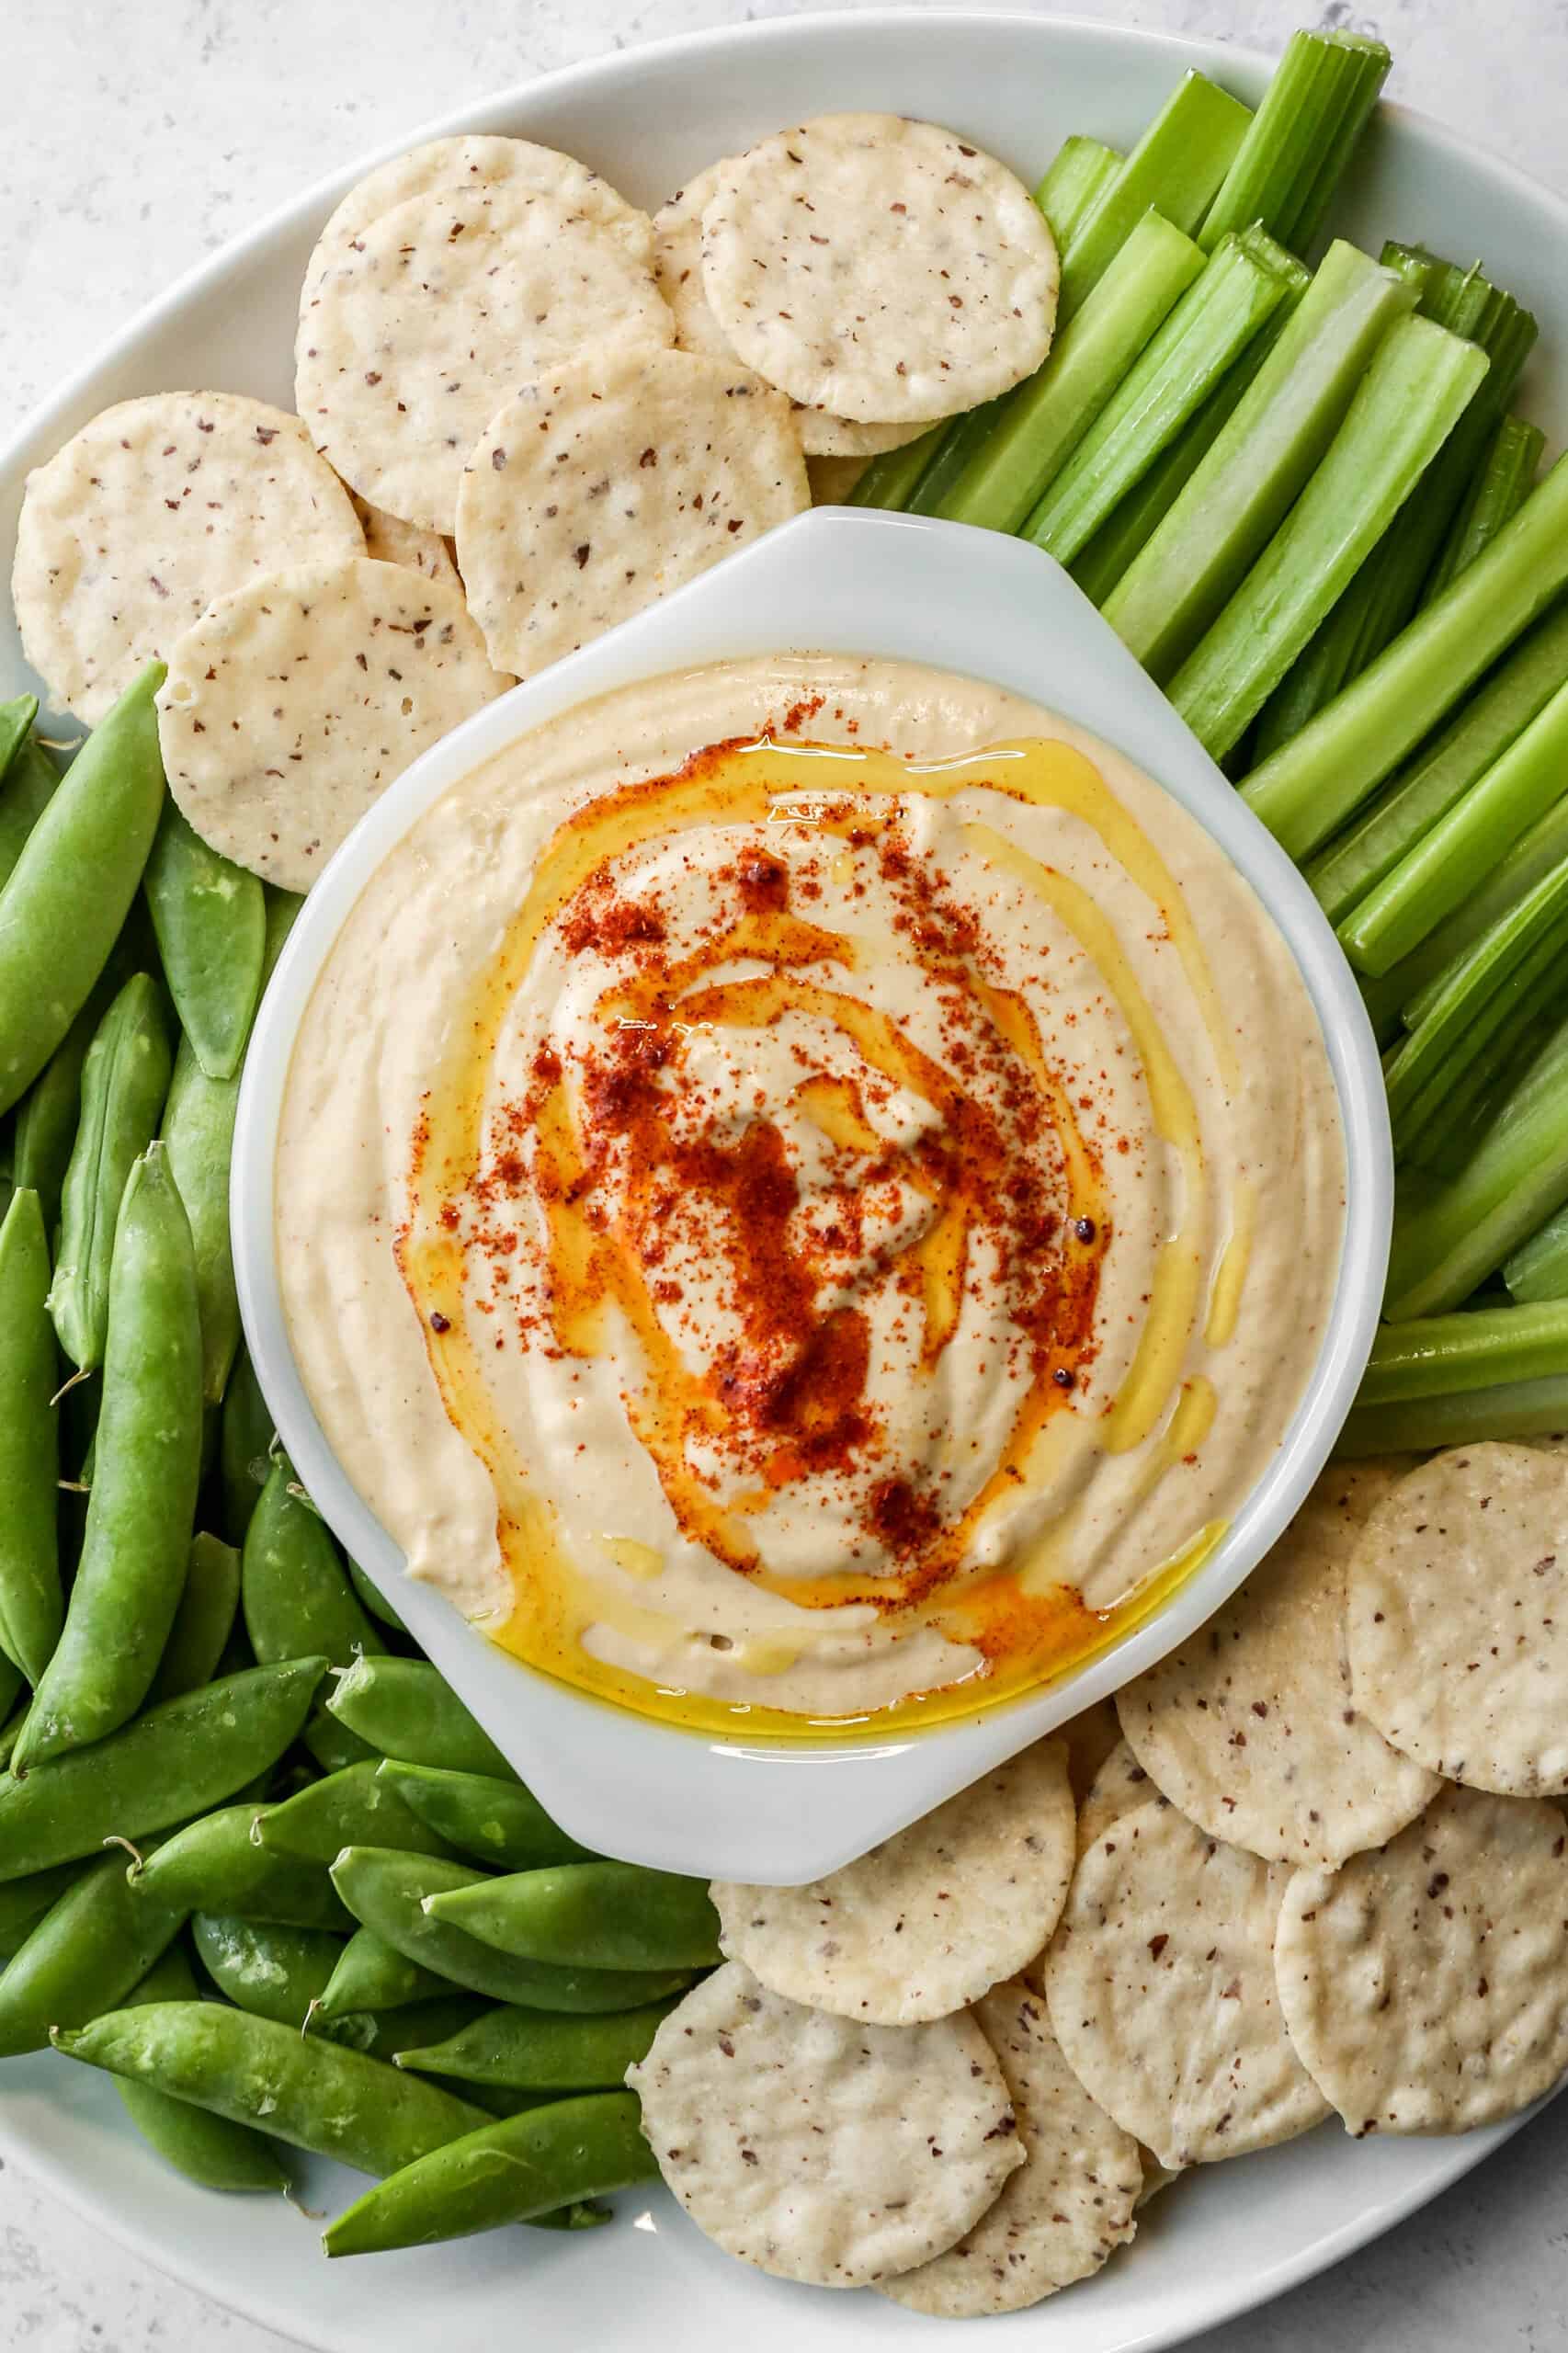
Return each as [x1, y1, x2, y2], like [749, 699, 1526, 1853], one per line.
[4, 12, 1568, 2343]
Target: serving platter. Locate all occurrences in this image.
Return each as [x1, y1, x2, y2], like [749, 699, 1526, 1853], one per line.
[2, 10, 1564, 2348]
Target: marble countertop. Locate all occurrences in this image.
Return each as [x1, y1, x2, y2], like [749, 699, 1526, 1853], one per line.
[4, 2, 1568, 2347]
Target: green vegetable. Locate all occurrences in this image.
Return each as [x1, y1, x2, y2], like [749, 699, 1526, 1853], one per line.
[346, 1553, 407, 1634]
[243, 1455, 386, 1669]
[326, 1655, 516, 1780]
[1102, 240, 1419, 678]
[426, 1862, 722, 1972]
[1057, 70, 1249, 316]
[0, 697, 39, 787]
[149, 1532, 242, 1703]
[1356, 1300, 1568, 1405]
[114, 1939, 290, 2192]
[0, 1188, 62, 1687]
[1336, 1374, 1568, 1457]
[393, 1997, 676, 2090]
[1425, 413, 1544, 602]
[317, 1926, 453, 2018]
[1166, 313, 1488, 760]
[0, 1859, 84, 1960]
[1505, 1203, 1568, 1303]
[128, 1803, 355, 1930]
[0, 739, 59, 894]
[0, 1847, 186, 2056]
[161, 1036, 242, 1404]
[1199, 28, 1390, 255]
[16, 1146, 202, 1769]
[0, 1657, 326, 1882]
[323, 2090, 658, 2256]
[142, 798, 266, 1081]
[256, 1759, 453, 1866]
[846, 422, 949, 513]
[191, 1911, 344, 2029]
[374, 1761, 596, 1871]
[48, 972, 172, 1371]
[1036, 133, 1125, 250]
[219, 1344, 274, 1546]
[0, 665, 167, 1117]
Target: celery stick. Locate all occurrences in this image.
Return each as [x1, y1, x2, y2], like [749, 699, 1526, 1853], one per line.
[1061, 72, 1250, 316]
[1302, 601, 1568, 927]
[1403, 839, 1568, 1031]
[931, 211, 1204, 535]
[1167, 316, 1487, 762]
[846, 423, 949, 511]
[1386, 898, 1568, 1158]
[1336, 1373, 1568, 1455]
[1199, 29, 1391, 255]
[1358, 1299, 1568, 1404]
[1407, 974, 1566, 1176]
[1023, 230, 1301, 565]
[1037, 135, 1125, 250]
[906, 404, 1009, 516]
[1342, 679, 1568, 975]
[1239, 450, 1568, 858]
[1425, 415, 1544, 602]
[1102, 241, 1418, 680]
[1505, 1203, 1568, 1302]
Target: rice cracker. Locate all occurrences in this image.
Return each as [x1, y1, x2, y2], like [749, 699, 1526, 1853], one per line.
[350, 493, 460, 590]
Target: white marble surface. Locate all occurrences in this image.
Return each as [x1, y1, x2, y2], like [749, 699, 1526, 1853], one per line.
[5, 1, 1568, 2347]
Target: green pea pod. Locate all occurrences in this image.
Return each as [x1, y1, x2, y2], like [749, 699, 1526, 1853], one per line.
[323, 2089, 656, 2256]
[149, 1532, 241, 1702]
[219, 1345, 274, 1546]
[48, 974, 174, 1371]
[330, 1847, 692, 2012]
[0, 1697, 27, 1779]
[0, 1656, 327, 1882]
[17, 1146, 202, 1768]
[428, 1861, 722, 1972]
[0, 696, 39, 781]
[317, 1993, 487, 2062]
[302, 1710, 377, 1773]
[392, 1997, 677, 2090]
[54, 2001, 490, 2177]
[0, 664, 167, 1118]
[161, 1038, 240, 1404]
[328, 1656, 516, 1780]
[346, 1552, 407, 1634]
[243, 1457, 387, 1668]
[0, 1858, 82, 1954]
[0, 1188, 62, 1685]
[11, 928, 142, 1233]
[142, 798, 266, 1082]
[374, 1761, 595, 1871]
[256, 1758, 452, 1867]
[129, 1804, 355, 1931]
[316, 1926, 453, 2019]
[116, 1939, 289, 2193]
[191, 1912, 344, 2029]
[0, 1845, 187, 2056]
[0, 737, 59, 893]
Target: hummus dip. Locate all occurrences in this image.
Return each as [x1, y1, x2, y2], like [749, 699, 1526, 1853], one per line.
[278, 654, 1345, 1734]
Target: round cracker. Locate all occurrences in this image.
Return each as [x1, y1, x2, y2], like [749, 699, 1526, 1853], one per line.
[350, 492, 460, 590]
[1073, 1737, 1157, 1855]
[1059, 1697, 1124, 1809]
[1347, 1442, 1568, 1795]
[1275, 1781, 1568, 2134]
[296, 182, 670, 533]
[1043, 1799, 1329, 2167]
[625, 1958, 1022, 2288]
[710, 1739, 1074, 2025]
[12, 392, 364, 723]
[456, 346, 809, 685]
[653, 165, 934, 460]
[156, 554, 508, 891]
[1118, 1460, 1439, 1866]
[876, 1980, 1141, 2316]
[312, 132, 643, 254]
[699, 113, 1058, 424]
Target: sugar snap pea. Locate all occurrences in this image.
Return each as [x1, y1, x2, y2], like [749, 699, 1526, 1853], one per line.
[142, 798, 266, 1082]
[191, 1912, 344, 2029]
[374, 1762, 594, 1871]
[257, 1759, 451, 1867]
[316, 1926, 453, 2019]
[0, 697, 39, 783]
[161, 1038, 240, 1404]
[393, 1997, 676, 2091]
[54, 2001, 491, 2177]
[116, 1940, 289, 2193]
[10, 926, 145, 1232]
[0, 737, 59, 893]
[428, 1861, 722, 1972]
[219, 1344, 274, 1546]
[330, 1848, 691, 2011]
[0, 1188, 62, 1686]
[129, 1804, 355, 1931]
[16, 1146, 203, 1769]
[0, 665, 167, 1117]
[48, 972, 172, 1371]
[0, 1657, 327, 1881]
[328, 1656, 516, 1780]
[323, 2090, 657, 2256]
[346, 1552, 407, 1634]
[243, 1456, 386, 1669]
[0, 1845, 186, 2055]
[0, 1698, 27, 1779]
[318, 1993, 487, 2062]
[0, 1858, 82, 1955]
[149, 1532, 241, 1702]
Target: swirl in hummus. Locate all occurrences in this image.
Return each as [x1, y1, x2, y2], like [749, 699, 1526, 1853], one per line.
[277, 654, 1345, 1733]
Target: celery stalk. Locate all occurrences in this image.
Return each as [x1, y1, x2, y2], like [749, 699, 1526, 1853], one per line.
[1102, 241, 1418, 680]
[1336, 1374, 1568, 1454]
[906, 404, 1009, 516]
[1424, 414, 1545, 603]
[1505, 1204, 1568, 1303]
[1037, 135, 1125, 250]
[1023, 230, 1302, 565]
[1357, 1300, 1568, 1404]
[1405, 964, 1568, 1174]
[1386, 898, 1568, 1158]
[1302, 602, 1568, 929]
[1239, 450, 1568, 859]
[1342, 679, 1568, 976]
[1199, 29, 1391, 255]
[846, 424, 949, 511]
[1167, 315, 1488, 762]
[931, 211, 1205, 535]
[1060, 72, 1250, 316]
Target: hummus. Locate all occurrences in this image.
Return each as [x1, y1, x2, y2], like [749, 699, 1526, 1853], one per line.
[277, 654, 1345, 1733]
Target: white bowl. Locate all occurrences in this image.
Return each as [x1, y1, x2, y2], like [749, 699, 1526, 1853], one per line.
[232, 506, 1391, 1882]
